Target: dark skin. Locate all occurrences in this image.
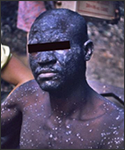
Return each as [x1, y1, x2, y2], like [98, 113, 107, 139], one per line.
[1, 9, 124, 149]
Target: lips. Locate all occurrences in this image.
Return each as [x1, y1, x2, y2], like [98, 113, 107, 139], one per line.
[38, 72, 57, 78]
[36, 68, 57, 79]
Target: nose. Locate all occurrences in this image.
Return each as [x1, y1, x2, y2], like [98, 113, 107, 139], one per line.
[37, 51, 56, 66]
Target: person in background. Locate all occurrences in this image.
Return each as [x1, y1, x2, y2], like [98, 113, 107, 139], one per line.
[1, 44, 34, 97]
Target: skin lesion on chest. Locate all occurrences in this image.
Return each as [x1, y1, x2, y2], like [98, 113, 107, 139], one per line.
[21, 117, 102, 149]
[20, 108, 106, 149]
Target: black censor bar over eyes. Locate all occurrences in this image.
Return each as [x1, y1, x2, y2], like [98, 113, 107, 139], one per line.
[28, 41, 70, 53]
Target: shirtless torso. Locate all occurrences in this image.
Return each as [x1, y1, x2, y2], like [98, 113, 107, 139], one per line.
[1, 80, 124, 149]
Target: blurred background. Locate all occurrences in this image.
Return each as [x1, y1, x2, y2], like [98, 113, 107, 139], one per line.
[1, 1, 124, 93]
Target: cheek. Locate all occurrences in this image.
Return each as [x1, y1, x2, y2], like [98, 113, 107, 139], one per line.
[64, 50, 83, 72]
[55, 49, 72, 65]
[64, 50, 78, 67]
[29, 56, 38, 73]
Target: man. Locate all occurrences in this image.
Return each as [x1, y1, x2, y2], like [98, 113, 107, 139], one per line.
[1, 9, 124, 149]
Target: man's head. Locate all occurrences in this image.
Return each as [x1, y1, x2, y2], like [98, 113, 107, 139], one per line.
[28, 9, 93, 93]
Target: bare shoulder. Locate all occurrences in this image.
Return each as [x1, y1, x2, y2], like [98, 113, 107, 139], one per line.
[2, 80, 41, 109]
[97, 95, 124, 126]
[98, 99, 124, 149]
[102, 98, 124, 123]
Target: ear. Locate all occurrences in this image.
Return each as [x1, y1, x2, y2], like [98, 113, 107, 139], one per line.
[83, 40, 94, 61]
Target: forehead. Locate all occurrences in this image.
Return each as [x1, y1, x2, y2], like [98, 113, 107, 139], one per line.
[29, 30, 70, 46]
[29, 17, 76, 44]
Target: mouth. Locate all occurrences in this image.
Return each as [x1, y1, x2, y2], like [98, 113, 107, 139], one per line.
[36, 68, 57, 79]
[38, 72, 57, 79]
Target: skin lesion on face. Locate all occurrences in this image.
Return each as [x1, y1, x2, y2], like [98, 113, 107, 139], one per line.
[28, 9, 89, 93]
[29, 41, 83, 93]
[29, 36, 87, 94]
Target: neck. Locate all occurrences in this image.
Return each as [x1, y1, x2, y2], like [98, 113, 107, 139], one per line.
[49, 80, 91, 118]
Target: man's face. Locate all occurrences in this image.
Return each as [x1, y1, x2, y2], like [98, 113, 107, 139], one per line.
[29, 32, 85, 92]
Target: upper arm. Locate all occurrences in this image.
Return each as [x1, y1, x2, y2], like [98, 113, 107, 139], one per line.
[1, 98, 22, 136]
[1, 79, 42, 136]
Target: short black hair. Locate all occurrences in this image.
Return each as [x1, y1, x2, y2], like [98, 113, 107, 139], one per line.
[29, 8, 88, 46]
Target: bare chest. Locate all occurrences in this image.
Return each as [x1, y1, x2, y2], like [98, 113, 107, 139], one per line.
[20, 112, 101, 149]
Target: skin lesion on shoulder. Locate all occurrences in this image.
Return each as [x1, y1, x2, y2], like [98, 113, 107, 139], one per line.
[1, 101, 21, 137]
[1, 86, 23, 134]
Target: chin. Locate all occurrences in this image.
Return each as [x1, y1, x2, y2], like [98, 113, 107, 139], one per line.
[38, 80, 61, 92]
